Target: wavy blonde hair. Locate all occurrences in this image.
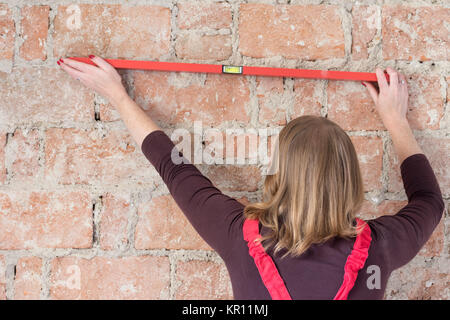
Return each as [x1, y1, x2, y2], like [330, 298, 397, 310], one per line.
[244, 115, 365, 258]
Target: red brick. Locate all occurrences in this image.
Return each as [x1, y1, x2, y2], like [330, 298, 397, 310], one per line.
[19, 6, 49, 61]
[0, 191, 92, 249]
[327, 80, 384, 131]
[358, 199, 408, 219]
[53, 4, 170, 59]
[99, 193, 130, 250]
[292, 79, 323, 118]
[382, 6, 449, 61]
[206, 165, 261, 192]
[175, 33, 232, 60]
[44, 128, 153, 185]
[386, 264, 449, 299]
[177, 1, 232, 30]
[50, 256, 170, 299]
[352, 5, 379, 60]
[0, 4, 14, 60]
[406, 75, 443, 130]
[0, 133, 6, 185]
[387, 136, 449, 193]
[0, 67, 94, 125]
[175, 260, 233, 299]
[0, 255, 5, 300]
[256, 76, 286, 125]
[133, 71, 250, 126]
[350, 136, 383, 192]
[14, 256, 42, 300]
[135, 194, 212, 250]
[239, 4, 345, 60]
[5, 129, 40, 184]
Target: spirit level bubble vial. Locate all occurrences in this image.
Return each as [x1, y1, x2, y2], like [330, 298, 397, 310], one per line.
[222, 65, 243, 74]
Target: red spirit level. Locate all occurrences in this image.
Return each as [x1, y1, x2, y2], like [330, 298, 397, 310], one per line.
[68, 57, 388, 82]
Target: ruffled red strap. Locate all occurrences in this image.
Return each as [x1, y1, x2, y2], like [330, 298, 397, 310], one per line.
[243, 218, 292, 300]
[333, 218, 372, 300]
[243, 217, 372, 300]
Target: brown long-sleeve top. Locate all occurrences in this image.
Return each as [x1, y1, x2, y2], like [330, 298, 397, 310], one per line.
[141, 130, 445, 300]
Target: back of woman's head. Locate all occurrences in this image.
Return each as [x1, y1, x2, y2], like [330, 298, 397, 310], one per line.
[244, 115, 364, 258]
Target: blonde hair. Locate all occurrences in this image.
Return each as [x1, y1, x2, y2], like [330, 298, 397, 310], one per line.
[244, 115, 365, 258]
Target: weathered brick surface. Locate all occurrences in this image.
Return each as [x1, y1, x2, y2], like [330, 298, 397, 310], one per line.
[177, 1, 232, 30]
[135, 194, 212, 250]
[350, 136, 383, 192]
[0, 191, 92, 249]
[5, 129, 40, 184]
[386, 262, 450, 300]
[175, 33, 232, 60]
[352, 5, 379, 60]
[175, 260, 233, 299]
[239, 4, 345, 59]
[19, 6, 49, 61]
[53, 4, 171, 59]
[133, 71, 250, 126]
[0, 1, 447, 300]
[256, 76, 286, 125]
[99, 193, 131, 250]
[382, 6, 449, 61]
[328, 80, 384, 131]
[50, 256, 170, 299]
[0, 67, 94, 125]
[44, 128, 153, 185]
[14, 256, 42, 299]
[0, 133, 6, 185]
[0, 4, 14, 60]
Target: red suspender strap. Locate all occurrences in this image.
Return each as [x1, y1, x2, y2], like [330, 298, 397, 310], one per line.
[243, 218, 292, 300]
[243, 217, 372, 300]
[333, 218, 372, 300]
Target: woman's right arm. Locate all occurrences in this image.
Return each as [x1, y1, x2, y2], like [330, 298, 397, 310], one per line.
[363, 68, 445, 270]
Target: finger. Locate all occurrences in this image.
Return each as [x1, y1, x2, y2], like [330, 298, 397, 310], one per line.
[363, 81, 379, 105]
[375, 68, 389, 92]
[398, 73, 408, 91]
[59, 60, 87, 81]
[63, 57, 100, 74]
[398, 73, 409, 104]
[385, 67, 399, 90]
[89, 55, 116, 73]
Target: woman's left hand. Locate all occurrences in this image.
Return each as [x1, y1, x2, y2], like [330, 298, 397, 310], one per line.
[57, 55, 128, 106]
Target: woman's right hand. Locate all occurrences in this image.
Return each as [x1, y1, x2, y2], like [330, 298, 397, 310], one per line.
[362, 67, 409, 130]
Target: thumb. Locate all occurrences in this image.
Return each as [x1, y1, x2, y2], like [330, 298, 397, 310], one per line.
[362, 81, 378, 105]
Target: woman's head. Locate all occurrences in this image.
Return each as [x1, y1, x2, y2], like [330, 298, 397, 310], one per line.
[244, 115, 364, 258]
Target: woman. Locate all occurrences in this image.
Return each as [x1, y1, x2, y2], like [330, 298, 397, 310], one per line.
[57, 56, 444, 299]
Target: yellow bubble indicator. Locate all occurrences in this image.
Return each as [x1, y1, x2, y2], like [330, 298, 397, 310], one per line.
[222, 65, 243, 74]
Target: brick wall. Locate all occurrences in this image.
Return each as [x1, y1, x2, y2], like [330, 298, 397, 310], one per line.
[0, 0, 448, 300]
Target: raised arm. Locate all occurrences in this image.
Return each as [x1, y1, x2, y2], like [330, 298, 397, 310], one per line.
[363, 68, 445, 270]
[58, 56, 245, 259]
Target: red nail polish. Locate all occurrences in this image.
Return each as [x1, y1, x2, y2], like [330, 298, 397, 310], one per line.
[60, 58, 64, 63]
[89, 55, 95, 59]
[361, 82, 366, 87]
[57, 60, 61, 65]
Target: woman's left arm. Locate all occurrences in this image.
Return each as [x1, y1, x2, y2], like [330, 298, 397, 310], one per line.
[58, 56, 245, 259]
